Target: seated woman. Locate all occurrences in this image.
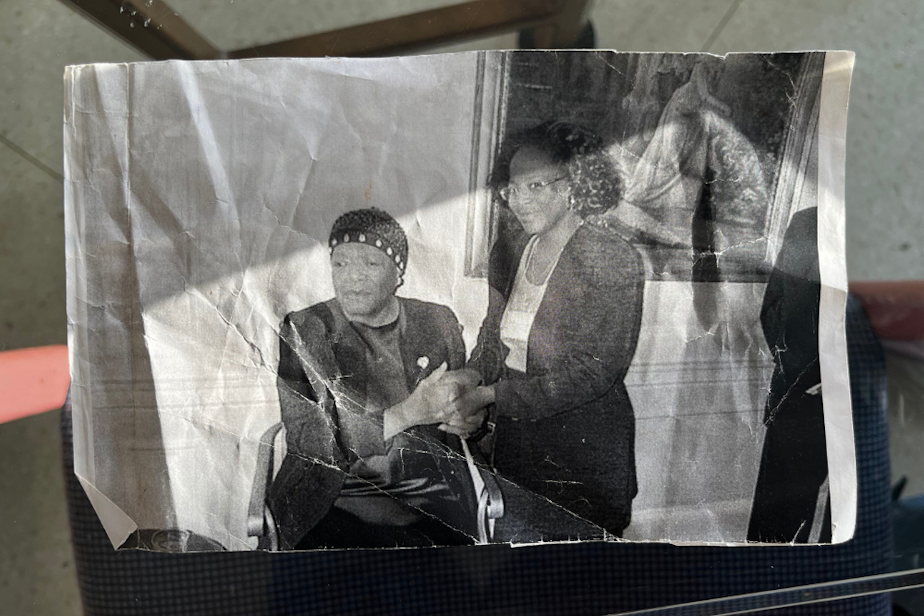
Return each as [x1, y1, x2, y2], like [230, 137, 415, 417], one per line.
[469, 121, 646, 541]
[268, 208, 484, 550]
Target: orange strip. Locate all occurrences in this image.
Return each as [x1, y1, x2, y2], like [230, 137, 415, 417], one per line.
[0, 345, 70, 424]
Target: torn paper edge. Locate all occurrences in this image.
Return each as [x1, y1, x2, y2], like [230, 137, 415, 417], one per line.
[817, 50, 857, 544]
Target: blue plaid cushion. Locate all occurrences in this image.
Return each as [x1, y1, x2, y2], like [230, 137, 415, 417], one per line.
[64, 296, 892, 615]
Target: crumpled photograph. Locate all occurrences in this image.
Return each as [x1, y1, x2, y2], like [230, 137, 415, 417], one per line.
[64, 50, 855, 551]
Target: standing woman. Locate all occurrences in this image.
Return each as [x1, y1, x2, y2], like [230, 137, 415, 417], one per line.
[470, 122, 646, 539]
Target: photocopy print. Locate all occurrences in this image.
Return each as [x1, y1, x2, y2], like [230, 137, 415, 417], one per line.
[64, 50, 855, 552]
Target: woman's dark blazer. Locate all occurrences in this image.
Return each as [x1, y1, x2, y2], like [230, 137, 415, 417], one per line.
[471, 222, 646, 534]
[268, 297, 473, 550]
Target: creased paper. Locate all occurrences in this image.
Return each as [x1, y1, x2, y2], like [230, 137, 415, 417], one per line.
[64, 51, 855, 551]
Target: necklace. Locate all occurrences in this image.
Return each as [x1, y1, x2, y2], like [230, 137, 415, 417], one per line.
[524, 218, 583, 285]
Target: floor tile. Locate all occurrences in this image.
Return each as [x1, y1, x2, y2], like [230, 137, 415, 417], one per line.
[0, 144, 66, 350]
[592, 0, 739, 51]
[0, 0, 144, 176]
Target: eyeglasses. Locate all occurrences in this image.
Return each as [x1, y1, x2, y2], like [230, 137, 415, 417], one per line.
[498, 175, 568, 201]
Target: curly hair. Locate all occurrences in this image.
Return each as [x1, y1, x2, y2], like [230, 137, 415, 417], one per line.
[489, 121, 623, 219]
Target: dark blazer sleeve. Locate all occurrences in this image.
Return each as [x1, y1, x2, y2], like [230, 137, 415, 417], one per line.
[269, 311, 349, 549]
[494, 232, 646, 421]
[437, 304, 467, 372]
[277, 313, 346, 466]
[467, 288, 502, 384]
[468, 233, 526, 385]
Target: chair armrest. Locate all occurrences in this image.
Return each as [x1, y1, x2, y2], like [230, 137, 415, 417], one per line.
[461, 438, 505, 543]
[468, 439, 505, 521]
[480, 463, 505, 522]
[247, 422, 285, 538]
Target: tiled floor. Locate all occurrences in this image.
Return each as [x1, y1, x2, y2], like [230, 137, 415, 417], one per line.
[1, 1, 922, 613]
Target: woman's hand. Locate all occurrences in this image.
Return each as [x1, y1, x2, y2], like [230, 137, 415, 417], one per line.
[439, 384, 495, 438]
[383, 364, 487, 439]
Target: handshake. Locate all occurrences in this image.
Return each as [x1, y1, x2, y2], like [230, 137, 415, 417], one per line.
[384, 362, 495, 440]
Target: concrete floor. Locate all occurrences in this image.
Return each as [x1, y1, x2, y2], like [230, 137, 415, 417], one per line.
[1, 0, 923, 613]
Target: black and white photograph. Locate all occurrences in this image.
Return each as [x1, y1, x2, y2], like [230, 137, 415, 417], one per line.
[64, 50, 854, 551]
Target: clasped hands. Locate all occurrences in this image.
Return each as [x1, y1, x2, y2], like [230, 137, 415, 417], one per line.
[383, 362, 495, 440]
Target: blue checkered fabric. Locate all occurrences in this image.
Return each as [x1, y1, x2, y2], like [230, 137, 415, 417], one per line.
[64, 296, 892, 615]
